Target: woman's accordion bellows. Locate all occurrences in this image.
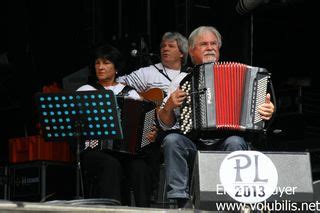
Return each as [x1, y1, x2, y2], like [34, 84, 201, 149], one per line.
[179, 62, 270, 134]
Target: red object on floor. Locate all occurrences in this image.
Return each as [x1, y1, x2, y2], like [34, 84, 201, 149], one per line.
[9, 135, 72, 163]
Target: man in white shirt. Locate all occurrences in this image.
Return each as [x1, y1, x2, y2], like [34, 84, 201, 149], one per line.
[117, 32, 189, 202]
[117, 32, 188, 97]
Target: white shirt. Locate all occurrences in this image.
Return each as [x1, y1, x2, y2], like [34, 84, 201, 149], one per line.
[116, 63, 181, 96]
[77, 83, 141, 100]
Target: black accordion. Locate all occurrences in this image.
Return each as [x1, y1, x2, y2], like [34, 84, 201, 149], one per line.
[84, 98, 156, 154]
[179, 62, 270, 134]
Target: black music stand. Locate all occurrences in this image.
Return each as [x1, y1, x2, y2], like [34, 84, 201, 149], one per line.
[35, 90, 123, 199]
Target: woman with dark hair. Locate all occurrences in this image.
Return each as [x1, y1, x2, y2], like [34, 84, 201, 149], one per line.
[78, 44, 141, 99]
[77, 44, 153, 207]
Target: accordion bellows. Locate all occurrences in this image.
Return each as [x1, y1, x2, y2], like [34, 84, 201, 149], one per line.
[179, 62, 270, 134]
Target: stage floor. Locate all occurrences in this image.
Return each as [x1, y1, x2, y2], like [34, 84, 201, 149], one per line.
[0, 200, 195, 213]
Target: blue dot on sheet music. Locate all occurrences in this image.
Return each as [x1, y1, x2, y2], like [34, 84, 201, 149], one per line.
[64, 111, 69, 115]
[86, 110, 91, 114]
[54, 96, 59, 101]
[44, 119, 49, 123]
[63, 103, 67, 108]
[93, 109, 98, 114]
[108, 109, 112, 113]
[106, 101, 111, 106]
[90, 131, 94, 136]
[51, 119, 56, 123]
[105, 94, 110, 98]
[67, 125, 72, 129]
[40, 97, 44, 101]
[84, 95, 88, 99]
[85, 102, 89, 107]
[76, 95, 81, 100]
[101, 109, 105, 113]
[47, 97, 52, 101]
[48, 133, 52, 137]
[60, 126, 64, 130]
[110, 123, 114, 128]
[78, 103, 82, 107]
[50, 111, 54, 116]
[87, 117, 92, 121]
[102, 116, 106, 121]
[53, 126, 57, 130]
[91, 95, 95, 99]
[72, 110, 76, 115]
[41, 104, 46, 109]
[43, 112, 47, 116]
[61, 133, 66, 137]
[109, 116, 113, 120]
[59, 118, 63, 123]
[70, 103, 75, 107]
[49, 104, 53, 108]
[96, 124, 100, 128]
[97, 131, 102, 135]
[112, 130, 116, 135]
[98, 94, 102, 98]
[66, 118, 70, 122]
[83, 132, 87, 136]
[69, 133, 73, 136]
[92, 102, 97, 106]
[94, 117, 99, 121]
[69, 96, 73, 100]
[79, 110, 83, 114]
[62, 96, 66, 100]
[89, 124, 93, 129]
[103, 124, 108, 128]
[104, 131, 109, 135]
[99, 102, 104, 106]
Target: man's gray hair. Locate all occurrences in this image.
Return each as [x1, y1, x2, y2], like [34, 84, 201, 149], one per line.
[188, 26, 222, 49]
[161, 32, 188, 65]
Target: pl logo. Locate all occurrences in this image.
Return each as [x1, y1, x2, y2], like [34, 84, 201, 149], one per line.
[219, 151, 278, 203]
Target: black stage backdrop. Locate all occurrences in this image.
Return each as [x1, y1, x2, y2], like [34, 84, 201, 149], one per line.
[0, 0, 319, 173]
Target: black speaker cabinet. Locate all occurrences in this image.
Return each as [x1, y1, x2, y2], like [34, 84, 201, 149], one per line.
[191, 151, 314, 211]
[8, 161, 75, 202]
[0, 165, 8, 199]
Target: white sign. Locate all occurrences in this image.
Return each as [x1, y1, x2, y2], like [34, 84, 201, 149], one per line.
[219, 151, 278, 203]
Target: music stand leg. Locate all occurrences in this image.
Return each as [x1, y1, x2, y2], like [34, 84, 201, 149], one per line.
[75, 124, 84, 199]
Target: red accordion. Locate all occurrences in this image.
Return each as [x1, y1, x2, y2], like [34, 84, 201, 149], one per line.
[179, 62, 270, 134]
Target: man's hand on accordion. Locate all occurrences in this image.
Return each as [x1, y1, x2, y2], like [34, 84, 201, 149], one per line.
[166, 88, 187, 110]
[158, 88, 187, 127]
[258, 93, 275, 120]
